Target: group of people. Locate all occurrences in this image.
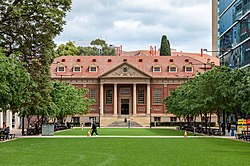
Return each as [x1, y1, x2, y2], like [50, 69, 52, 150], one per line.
[2, 126, 10, 139]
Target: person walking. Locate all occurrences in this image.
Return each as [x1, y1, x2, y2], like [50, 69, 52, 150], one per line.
[81, 123, 84, 130]
[91, 122, 98, 136]
[227, 122, 231, 133]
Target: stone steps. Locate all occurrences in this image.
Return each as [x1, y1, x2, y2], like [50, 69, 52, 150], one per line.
[107, 120, 142, 127]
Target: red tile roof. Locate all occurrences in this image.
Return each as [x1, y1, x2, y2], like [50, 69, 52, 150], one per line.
[51, 52, 218, 79]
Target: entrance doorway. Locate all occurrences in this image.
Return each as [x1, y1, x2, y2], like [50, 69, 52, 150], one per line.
[121, 99, 129, 115]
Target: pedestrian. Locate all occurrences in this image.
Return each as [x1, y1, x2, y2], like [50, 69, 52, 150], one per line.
[81, 123, 84, 130]
[91, 122, 98, 136]
[227, 122, 231, 133]
[4, 126, 10, 140]
[128, 120, 131, 128]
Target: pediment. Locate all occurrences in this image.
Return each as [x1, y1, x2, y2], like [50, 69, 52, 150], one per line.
[100, 63, 151, 78]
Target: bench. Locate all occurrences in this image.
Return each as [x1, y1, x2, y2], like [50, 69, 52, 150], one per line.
[0, 135, 6, 141]
[9, 134, 15, 139]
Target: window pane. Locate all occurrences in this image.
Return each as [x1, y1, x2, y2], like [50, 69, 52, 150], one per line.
[106, 89, 113, 104]
[58, 67, 64, 72]
[89, 89, 97, 103]
[153, 89, 162, 104]
[170, 67, 176, 72]
[153, 67, 161, 72]
[186, 67, 192, 72]
[74, 67, 80, 72]
[90, 67, 96, 72]
[138, 89, 144, 104]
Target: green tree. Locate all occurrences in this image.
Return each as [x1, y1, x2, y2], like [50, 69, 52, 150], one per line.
[164, 66, 236, 135]
[90, 38, 107, 47]
[0, 48, 31, 112]
[234, 68, 250, 115]
[160, 35, 171, 56]
[0, 0, 71, 60]
[50, 82, 93, 122]
[0, 1, 72, 134]
[56, 41, 79, 57]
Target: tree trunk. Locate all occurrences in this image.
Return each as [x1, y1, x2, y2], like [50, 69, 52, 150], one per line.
[21, 115, 25, 136]
[205, 113, 208, 132]
[209, 113, 212, 130]
[222, 110, 226, 135]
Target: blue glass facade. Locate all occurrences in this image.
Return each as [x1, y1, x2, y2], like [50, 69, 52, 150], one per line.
[219, 0, 250, 68]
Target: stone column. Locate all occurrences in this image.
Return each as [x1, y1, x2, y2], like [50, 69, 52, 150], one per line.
[100, 84, 104, 115]
[15, 112, 20, 129]
[147, 84, 151, 114]
[114, 84, 117, 115]
[6, 110, 12, 130]
[133, 84, 137, 115]
[0, 111, 3, 128]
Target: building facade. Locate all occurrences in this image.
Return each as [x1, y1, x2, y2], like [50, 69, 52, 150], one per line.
[50, 51, 219, 127]
[216, 0, 250, 68]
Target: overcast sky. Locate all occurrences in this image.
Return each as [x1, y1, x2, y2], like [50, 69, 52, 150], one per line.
[54, 0, 212, 53]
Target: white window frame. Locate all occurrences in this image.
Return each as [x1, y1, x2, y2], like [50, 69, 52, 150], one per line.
[105, 89, 113, 104]
[185, 66, 193, 72]
[57, 66, 65, 72]
[89, 89, 97, 104]
[137, 88, 145, 104]
[73, 66, 81, 72]
[153, 88, 162, 104]
[89, 66, 97, 72]
[153, 66, 161, 72]
[169, 67, 177, 72]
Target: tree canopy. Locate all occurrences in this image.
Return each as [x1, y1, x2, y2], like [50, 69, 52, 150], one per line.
[164, 66, 250, 135]
[160, 35, 171, 56]
[50, 82, 94, 121]
[55, 39, 116, 57]
[0, 48, 31, 112]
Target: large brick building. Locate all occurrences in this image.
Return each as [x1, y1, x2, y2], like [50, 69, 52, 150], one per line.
[50, 50, 219, 127]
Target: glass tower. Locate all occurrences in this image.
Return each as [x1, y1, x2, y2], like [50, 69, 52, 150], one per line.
[218, 0, 250, 68]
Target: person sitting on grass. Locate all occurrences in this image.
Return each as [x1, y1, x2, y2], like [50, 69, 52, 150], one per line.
[91, 122, 98, 136]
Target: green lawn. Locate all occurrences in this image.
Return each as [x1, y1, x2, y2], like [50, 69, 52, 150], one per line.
[55, 128, 197, 136]
[1, 137, 250, 166]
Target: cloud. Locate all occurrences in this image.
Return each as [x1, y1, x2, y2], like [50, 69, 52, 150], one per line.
[55, 0, 212, 53]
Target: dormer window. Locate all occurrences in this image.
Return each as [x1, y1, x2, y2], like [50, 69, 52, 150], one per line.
[89, 66, 97, 72]
[61, 59, 65, 62]
[185, 66, 193, 72]
[169, 66, 177, 72]
[57, 66, 65, 72]
[153, 66, 161, 72]
[74, 66, 81, 72]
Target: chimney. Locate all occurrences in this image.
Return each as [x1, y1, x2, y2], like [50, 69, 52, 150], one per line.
[154, 46, 157, 56]
[201, 48, 203, 57]
[150, 46, 153, 56]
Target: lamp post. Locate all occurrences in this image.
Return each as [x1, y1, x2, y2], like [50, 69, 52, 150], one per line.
[150, 108, 152, 129]
[99, 107, 101, 128]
